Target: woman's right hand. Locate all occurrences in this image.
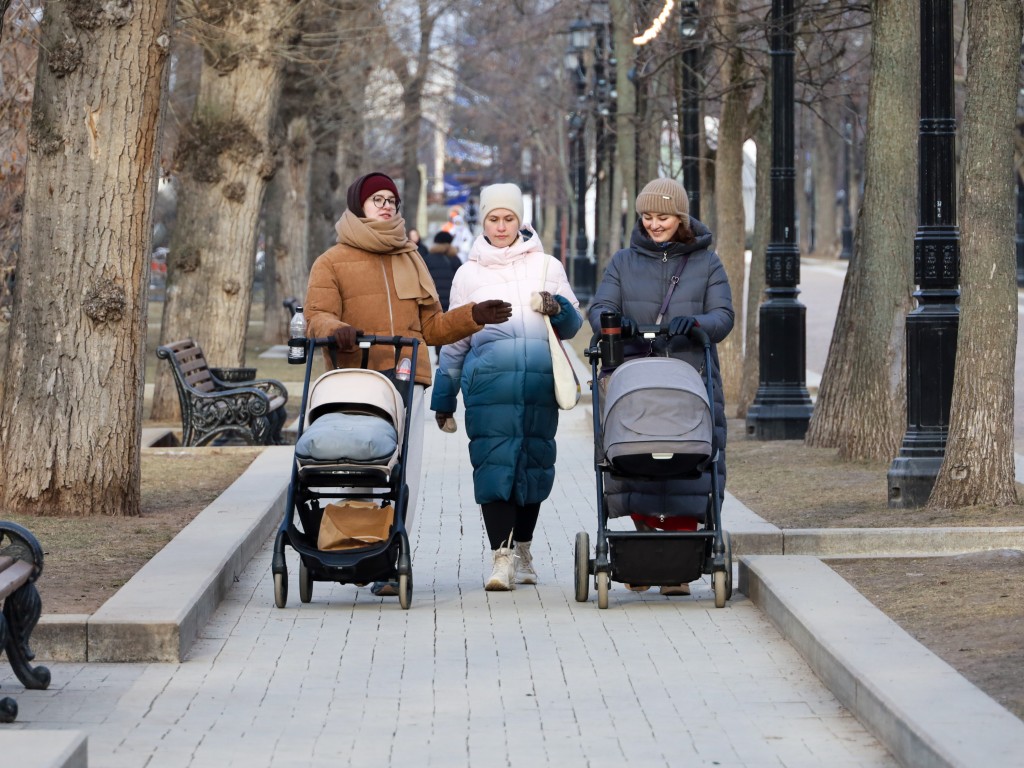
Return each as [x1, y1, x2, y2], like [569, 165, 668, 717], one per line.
[332, 325, 362, 352]
[471, 299, 513, 325]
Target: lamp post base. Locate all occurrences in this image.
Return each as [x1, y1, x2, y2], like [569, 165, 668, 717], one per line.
[744, 399, 812, 440]
[887, 454, 943, 509]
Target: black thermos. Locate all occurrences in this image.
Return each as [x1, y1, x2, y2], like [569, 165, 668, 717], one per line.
[599, 311, 624, 369]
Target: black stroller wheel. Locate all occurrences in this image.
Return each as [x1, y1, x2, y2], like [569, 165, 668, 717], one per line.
[574, 531, 590, 602]
[713, 570, 727, 608]
[723, 530, 733, 601]
[398, 572, 412, 609]
[299, 560, 313, 603]
[274, 570, 288, 609]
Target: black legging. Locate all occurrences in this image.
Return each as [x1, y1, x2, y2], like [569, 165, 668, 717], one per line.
[481, 501, 541, 550]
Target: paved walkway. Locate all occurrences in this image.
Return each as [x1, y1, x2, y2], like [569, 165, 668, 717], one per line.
[4, 405, 900, 768]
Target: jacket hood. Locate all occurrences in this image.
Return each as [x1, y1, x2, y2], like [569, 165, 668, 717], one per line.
[468, 225, 545, 267]
[630, 216, 713, 260]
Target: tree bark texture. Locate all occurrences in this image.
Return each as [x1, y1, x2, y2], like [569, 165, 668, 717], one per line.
[0, 1, 175, 516]
[611, 0, 637, 220]
[813, 106, 839, 259]
[711, 1, 750, 406]
[268, 115, 313, 344]
[929, 0, 1022, 507]
[804, 0, 918, 461]
[151, 0, 293, 420]
[738, 97, 773, 418]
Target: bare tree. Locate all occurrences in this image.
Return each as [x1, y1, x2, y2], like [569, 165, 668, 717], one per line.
[805, 0, 917, 461]
[929, 0, 1022, 508]
[0, 1, 176, 516]
[151, 0, 298, 420]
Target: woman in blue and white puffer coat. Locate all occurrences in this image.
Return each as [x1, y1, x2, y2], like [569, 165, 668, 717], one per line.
[431, 183, 583, 592]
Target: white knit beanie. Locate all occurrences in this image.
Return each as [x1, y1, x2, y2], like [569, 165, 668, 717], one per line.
[636, 178, 689, 217]
[479, 183, 525, 225]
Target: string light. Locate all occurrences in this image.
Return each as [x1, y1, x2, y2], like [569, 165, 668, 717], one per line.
[633, 0, 675, 46]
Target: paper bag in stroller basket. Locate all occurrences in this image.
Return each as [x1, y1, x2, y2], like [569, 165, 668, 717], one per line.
[601, 357, 712, 478]
[318, 501, 396, 550]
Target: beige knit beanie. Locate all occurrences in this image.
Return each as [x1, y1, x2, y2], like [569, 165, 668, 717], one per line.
[635, 178, 689, 218]
[479, 183, 525, 224]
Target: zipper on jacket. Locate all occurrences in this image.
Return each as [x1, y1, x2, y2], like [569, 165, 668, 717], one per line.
[380, 260, 395, 335]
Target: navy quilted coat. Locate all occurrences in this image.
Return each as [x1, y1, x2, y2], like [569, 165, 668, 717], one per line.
[587, 217, 735, 520]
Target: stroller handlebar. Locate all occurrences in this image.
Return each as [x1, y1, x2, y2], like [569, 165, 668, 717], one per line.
[634, 324, 711, 348]
[308, 335, 422, 350]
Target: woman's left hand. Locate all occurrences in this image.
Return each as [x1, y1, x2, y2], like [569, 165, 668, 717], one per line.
[535, 291, 560, 316]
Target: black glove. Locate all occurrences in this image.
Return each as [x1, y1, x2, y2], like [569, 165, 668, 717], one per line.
[472, 299, 513, 325]
[620, 316, 637, 339]
[668, 316, 698, 338]
[332, 325, 362, 352]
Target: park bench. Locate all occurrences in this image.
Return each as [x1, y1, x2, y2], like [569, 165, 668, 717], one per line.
[156, 338, 289, 447]
[0, 521, 51, 723]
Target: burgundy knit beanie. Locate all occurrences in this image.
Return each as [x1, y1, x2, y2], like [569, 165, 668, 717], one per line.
[346, 172, 400, 216]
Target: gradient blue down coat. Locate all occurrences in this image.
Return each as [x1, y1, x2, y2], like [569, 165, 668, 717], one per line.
[431, 228, 583, 506]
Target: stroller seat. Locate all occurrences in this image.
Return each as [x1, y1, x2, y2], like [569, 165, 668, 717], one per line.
[601, 357, 712, 478]
[294, 368, 406, 483]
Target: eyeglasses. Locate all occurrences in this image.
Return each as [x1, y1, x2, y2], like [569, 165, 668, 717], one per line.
[370, 195, 400, 211]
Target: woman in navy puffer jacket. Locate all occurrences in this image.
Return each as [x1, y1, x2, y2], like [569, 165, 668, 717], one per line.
[588, 177, 734, 597]
[432, 183, 582, 592]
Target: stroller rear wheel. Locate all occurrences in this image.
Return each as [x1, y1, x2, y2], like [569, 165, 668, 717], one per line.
[299, 560, 313, 603]
[398, 572, 412, 609]
[574, 531, 590, 602]
[274, 570, 288, 609]
[723, 530, 733, 601]
[713, 570, 727, 608]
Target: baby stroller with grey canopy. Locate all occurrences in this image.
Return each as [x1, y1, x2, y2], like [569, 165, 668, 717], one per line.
[575, 314, 733, 608]
[271, 333, 420, 610]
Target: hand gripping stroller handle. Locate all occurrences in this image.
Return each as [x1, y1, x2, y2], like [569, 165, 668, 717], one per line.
[688, 327, 711, 348]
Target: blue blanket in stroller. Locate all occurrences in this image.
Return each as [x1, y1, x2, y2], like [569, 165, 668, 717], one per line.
[294, 412, 398, 463]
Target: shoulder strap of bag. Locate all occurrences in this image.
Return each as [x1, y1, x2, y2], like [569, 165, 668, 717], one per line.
[654, 254, 690, 326]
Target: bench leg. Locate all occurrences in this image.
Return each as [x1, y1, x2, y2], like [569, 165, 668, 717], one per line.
[3, 583, 51, 691]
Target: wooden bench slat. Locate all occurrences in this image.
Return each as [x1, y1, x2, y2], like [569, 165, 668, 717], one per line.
[0, 555, 14, 573]
[0, 559, 33, 601]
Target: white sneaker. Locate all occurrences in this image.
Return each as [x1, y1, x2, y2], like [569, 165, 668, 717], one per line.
[485, 545, 517, 591]
[514, 541, 538, 584]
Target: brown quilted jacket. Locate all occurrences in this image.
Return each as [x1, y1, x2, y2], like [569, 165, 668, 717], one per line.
[304, 242, 481, 386]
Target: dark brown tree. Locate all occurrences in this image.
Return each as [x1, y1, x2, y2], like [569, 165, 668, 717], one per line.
[0, 1, 176, 516]
[804, 0, 918, 461]
[929, 0, 1023, 507]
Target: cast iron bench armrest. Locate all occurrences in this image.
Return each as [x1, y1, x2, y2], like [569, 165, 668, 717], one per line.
[0, 522, 50, 723]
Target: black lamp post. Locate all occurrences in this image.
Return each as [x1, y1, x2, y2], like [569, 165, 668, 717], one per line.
[565, 19, 592, 303]
[886, 0, 960, 508]
[679, 0, 702, 221]
[745, 0, 813, 440]
[839, 118, 854, 260]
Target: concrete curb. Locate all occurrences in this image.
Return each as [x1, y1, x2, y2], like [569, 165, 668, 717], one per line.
[32, 446, 292, 663]
[0, 730, 87, 768]
[740, 555, 1024, 768]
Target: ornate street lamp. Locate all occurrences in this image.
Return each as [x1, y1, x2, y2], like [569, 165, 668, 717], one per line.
[566, 18, 593, 302]
[887, 0, 960, 507]
[839, 118, 854, 260]
[745, 0, 813, 440]
[679, 0, 702, 220]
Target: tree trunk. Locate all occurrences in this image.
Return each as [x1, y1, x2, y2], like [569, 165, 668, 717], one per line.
[738, 98, 772, 418]
[929, 0, 1022, 507]
[261, 172, 284, 345]
[0, 1, 174, 516]
[804, 0, 918, 461]
[611, 0, 637, 223]
[265, 116, 312, 344]
[151, 1, 290, 420]
[813, 107, 840, 259]
[711, 6, 750, 406]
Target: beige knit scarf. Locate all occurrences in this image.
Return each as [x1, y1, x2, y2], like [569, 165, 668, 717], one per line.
[335, 209, 440, 305]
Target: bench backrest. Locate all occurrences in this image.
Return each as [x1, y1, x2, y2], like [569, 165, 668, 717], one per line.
[159, 339, 216, 394]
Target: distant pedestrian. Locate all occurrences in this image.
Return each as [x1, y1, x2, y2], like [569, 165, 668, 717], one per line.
[408, 228, 430, 260]
[422, 231, 461, 311]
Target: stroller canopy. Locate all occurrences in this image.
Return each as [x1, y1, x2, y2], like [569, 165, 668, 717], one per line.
[601, 357, 712, 474]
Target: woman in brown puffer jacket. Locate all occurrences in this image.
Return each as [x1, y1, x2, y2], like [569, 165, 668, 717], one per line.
[304, 171, 511, 597]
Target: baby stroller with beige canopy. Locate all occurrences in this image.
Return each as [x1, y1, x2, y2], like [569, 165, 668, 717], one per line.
[271, 334, 420, 609]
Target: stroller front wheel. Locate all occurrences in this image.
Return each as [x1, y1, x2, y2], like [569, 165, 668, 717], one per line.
[299, 560, 313, 603]
[713, 570, 727, 608]
[398, 572, 412, 609]
[596, 571, 609, 609]
[274, 570, 288, 609]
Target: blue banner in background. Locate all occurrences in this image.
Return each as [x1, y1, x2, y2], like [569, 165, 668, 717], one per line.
[444, 175, 471, 205]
